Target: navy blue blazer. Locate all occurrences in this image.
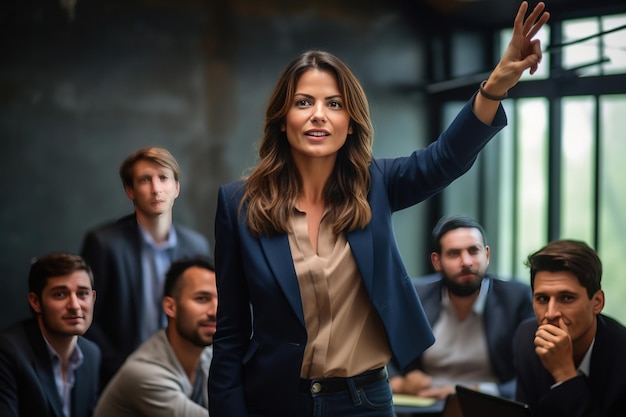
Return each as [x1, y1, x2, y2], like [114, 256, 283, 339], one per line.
[80, 213, 210, 386]
[0, 319, 101, 417]
[393, 274, 533, 398]
[514, 315, 626, 417]
[209, 95, 507, 417]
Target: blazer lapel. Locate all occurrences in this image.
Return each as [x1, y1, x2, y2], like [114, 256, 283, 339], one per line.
[169, 223, 184, 260]
[124, 220, 143, 311]
[259, 234, 305, 327]
[346, 226, 374, 291]
[71, 351, 90, 417]
[258, 225, 373, 327]
[36, 364, 65, 417]
[419, 282, 443, 324]
[588, 315, 610, 397]
[25, 323, 65, 417]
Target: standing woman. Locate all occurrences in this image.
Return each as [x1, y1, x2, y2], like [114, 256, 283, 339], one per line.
[209, 3, 549, 416]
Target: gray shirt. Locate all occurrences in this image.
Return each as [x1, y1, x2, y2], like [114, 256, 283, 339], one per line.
[93, 329, 212, 417]
[422, 278, 500, 395]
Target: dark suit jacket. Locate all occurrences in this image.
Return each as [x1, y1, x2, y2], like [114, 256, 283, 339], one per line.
[80, 213, 210, 386]
[208, 96, 507, 417]
[514, 315, 626, 417]
[0, 319, 101, 417]
[394, 274, 533, 398]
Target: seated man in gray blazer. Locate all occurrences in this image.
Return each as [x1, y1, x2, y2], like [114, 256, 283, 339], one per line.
[0, 253, 100, 417]
[93, 256, 216, 417]
[389, 215, 533, 399]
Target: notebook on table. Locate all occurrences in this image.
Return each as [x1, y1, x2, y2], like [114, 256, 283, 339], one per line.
[392, 394, 443, 415]
[393, 393, 461, 417]
[455, 385, 533, 417]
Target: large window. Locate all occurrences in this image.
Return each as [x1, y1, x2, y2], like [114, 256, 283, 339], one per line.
[513, 99, 549, 278]
[560, 97, 596, 243]
[562, 15, 626, 76]
[438, 12, 626, 323]
[598, 95, 626, 321]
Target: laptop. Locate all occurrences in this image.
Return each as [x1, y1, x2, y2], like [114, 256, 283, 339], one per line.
[455, 385, 533, 417]
[441, 393, 463, 417]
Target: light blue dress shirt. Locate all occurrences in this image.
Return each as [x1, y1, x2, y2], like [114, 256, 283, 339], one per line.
[138, 223, 177, 341]
[44, 338, 84, 417]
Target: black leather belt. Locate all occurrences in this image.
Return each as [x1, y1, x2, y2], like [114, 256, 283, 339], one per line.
[299, 367, 387, 394]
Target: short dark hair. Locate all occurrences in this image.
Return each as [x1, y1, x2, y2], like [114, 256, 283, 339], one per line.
[525, 239, 602, 299]
[28, 253, 94, 299]
[164, 256, 215, 299]
[431, 215, 487, 254]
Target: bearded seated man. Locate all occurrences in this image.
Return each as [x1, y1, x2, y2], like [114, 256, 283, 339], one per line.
[388, 215, 533, 400]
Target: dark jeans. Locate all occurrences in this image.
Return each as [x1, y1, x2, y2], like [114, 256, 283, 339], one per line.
[295, 376, 395, 417]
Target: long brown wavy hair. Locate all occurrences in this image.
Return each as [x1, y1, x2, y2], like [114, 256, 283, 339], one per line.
[243, 50, 374, 237]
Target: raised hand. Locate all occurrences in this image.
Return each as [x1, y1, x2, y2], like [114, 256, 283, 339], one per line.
[474, 1, 550, 124]
[490, 2, 551, 92]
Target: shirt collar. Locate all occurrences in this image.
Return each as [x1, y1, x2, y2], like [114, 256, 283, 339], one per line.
[578, 338, 595, 377]
[43, 335, 84, 368]
[473, 277, 490, 314]
[137, 221, 177, 250]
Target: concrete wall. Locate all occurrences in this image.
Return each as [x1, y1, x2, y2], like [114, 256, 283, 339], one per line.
[0, 0, 430, 329]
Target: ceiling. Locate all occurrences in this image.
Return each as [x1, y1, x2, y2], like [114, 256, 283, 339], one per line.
[399, 0, 626, 30]
[2, 0, 625, 33]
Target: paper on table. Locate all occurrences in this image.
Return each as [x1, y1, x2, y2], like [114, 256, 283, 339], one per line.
[392, 394, 437, 407]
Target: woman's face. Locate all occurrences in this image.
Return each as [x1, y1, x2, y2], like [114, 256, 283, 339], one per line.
[282, 68, 353, 164]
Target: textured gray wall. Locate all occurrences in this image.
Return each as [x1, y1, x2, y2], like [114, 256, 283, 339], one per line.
[0, 1, 430, 329]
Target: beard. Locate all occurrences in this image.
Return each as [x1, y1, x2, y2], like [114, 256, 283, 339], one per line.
[175, 317, 214, 347]
[441, 269, 484, 297]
